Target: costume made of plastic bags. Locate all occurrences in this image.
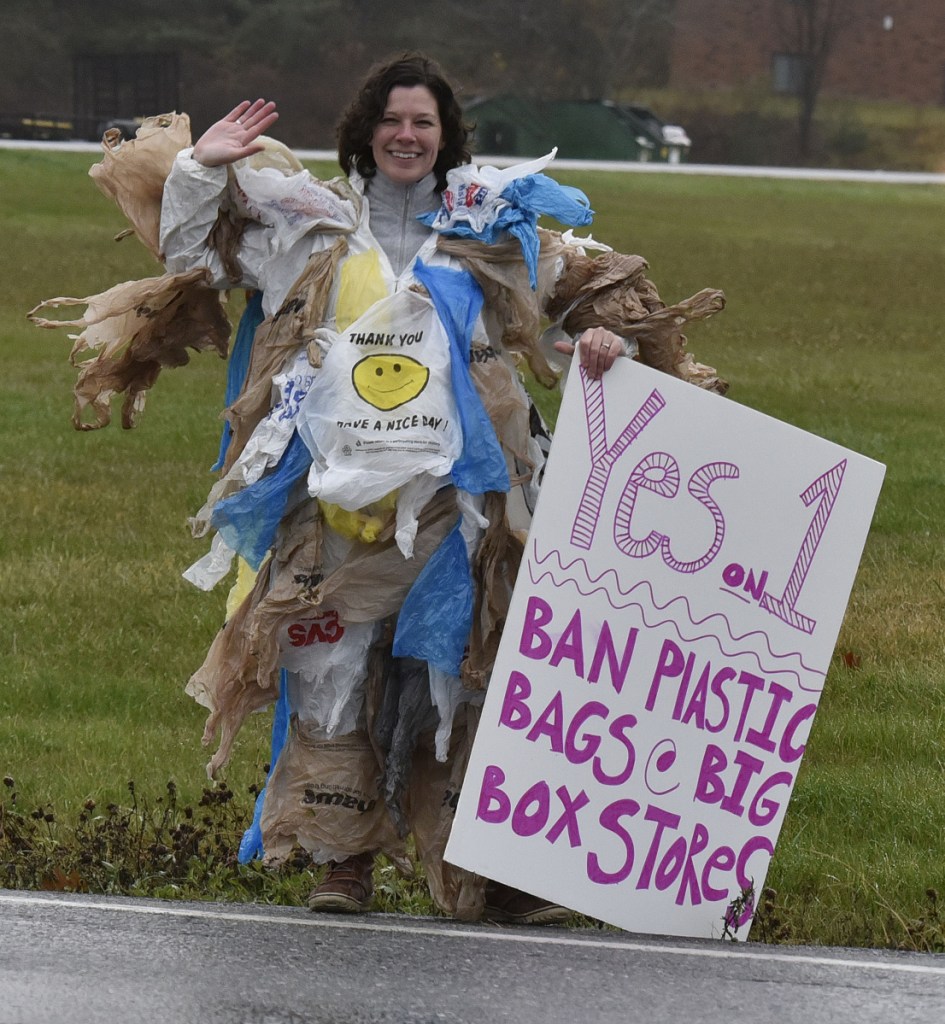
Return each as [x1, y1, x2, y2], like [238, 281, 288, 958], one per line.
[33, 114, 727, 920]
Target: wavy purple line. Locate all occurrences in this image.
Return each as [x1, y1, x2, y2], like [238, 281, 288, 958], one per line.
[527, 540, 826, 692]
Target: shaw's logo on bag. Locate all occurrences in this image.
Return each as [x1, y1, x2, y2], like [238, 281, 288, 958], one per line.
[303, 788, 377, 813]
[286, 611, 345, 647]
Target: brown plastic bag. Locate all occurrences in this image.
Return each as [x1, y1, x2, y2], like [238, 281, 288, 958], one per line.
[462, 492, 523, 691]
[260, 723, 409, 871]
[186, 560, 276, 779]
[27, 269, 230, 430]
[549, 248, 728, 392]
[436, 231, 568, 388]
[299, 486, 459, 622]
[469, 345, 535, 477]
[89, 112, 193, 259]
[403, 707, 487, 920]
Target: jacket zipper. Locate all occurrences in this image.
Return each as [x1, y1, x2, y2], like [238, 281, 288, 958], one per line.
[398, 181, 414, 278]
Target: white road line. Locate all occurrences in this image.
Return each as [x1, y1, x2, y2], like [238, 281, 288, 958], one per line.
[3, 891, 944, 977]
[1, 140, 944, 184]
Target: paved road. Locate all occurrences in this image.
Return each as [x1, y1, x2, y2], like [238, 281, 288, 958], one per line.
[2, 890, 944, 1024]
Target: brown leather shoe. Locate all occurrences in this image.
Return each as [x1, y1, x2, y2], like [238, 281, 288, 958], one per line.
[483, 881, 572, 926]
[307, 852, 375, 913]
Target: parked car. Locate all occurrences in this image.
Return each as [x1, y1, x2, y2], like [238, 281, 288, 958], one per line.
[612, 103, 692, 164]
[468, 96, 692, 163]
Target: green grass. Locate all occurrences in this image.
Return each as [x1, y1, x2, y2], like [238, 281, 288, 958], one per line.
[2, 150, 945, 945]
[0, 151, 270, 810]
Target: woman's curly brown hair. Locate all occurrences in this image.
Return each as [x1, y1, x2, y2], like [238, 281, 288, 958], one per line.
[337, 52, 471, 191]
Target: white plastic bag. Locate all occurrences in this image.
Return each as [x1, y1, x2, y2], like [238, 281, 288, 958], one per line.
[281, 616, 379, 738]
[231, 347, 318, 487]
[232, 164, 357, 249]
[298, 289, 462, 510]
[424, 150, 558, 235]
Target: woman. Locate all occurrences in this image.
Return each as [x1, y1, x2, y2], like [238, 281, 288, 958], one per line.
[159, 53, 719, 923]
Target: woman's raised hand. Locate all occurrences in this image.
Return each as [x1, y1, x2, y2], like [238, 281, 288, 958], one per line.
[192, 99, 280, 168]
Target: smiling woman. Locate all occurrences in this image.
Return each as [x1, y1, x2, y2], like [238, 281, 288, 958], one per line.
[151, 49, 720, 928]
[336, 53, 470, 194]
[369, 86, 444, 185]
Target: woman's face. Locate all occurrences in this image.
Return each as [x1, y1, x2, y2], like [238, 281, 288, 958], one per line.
[370, 85, 444, 185]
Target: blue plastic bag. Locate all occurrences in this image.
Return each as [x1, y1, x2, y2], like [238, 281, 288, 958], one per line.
[238, 671, 290, 863]
[212, 290, 264, 472]
[392, 520, 472, 677]
[413, 260, 509, 495]
[210, 430, 312, 570]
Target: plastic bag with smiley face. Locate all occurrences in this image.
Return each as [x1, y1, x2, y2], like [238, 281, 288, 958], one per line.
[298, 288, 462, 509]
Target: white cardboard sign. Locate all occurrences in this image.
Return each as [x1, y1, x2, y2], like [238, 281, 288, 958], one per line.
[446, 357, 885, 939]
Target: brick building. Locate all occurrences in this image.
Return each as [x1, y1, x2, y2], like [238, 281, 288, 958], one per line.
[669, 0, 945, 106]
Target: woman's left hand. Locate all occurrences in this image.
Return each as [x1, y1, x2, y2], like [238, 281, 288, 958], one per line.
[553, 327, 625, 380]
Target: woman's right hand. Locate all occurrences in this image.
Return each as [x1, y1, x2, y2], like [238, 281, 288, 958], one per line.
[192, 99, 280, 168]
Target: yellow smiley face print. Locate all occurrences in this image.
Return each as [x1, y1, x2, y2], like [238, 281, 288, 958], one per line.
[351, 353, 430, 411]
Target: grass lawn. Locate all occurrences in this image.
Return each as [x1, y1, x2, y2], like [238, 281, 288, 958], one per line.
[1, 149, 944, 946]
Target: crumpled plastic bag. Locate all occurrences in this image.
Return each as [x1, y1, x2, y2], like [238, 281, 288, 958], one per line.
[363, 659, 486, 919]
[213, 290, 264, 471]
[401, 706, 487, 920]
[230, 346, 319, 488]
[182, 532, 239, 592]
[223, 238, 348, 471]
[467, 342, 537, 494]
[209, 430, 312, 570]
[89, 111, 193, 260]
[461, 491, 524, 690]
[246, 500, 325, 704]
[371, 655, 438, 838]
[230, 162, 359, 250]
[30, 116, 312, 434]
[436, 229, 572, 388]
[299, 487, 459, 622]
[246, 488, 457, 714]
[549, 247, 728, 393]
[393, 473, 440, 559]
[27, 268, 231, 430]
[420, 149, 593, 289]
[185, 562, 276, 778]
[282, 618, 379, 738]
[238, 671, 290, 864]
[186, 341, 319, 548]
[429, 665, 485, 763]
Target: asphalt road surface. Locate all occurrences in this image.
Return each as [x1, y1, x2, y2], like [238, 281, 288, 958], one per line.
[2, 890, 945, 1024]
